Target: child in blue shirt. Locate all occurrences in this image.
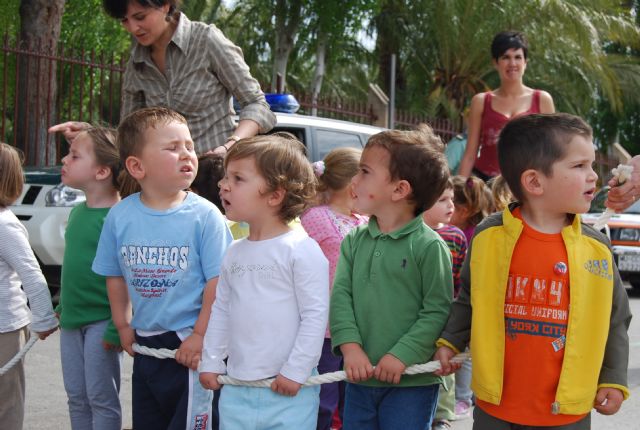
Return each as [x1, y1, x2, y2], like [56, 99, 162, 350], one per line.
[92, 107, 232, 429]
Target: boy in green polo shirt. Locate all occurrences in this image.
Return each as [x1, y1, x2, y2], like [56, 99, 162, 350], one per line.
[330, 124, 453, 428]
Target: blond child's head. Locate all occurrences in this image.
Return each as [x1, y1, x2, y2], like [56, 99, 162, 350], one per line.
[116, 107, 192, 198]
[488, 175, 514, 212]
[222, 133, 316, 223]
[0, 143, 24, 207]
[356, 124, 449, 217]
[313, 147, 361, 205]
[62, 127, 120, 191]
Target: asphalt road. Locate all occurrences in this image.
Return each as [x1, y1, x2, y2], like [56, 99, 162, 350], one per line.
[19, 287, 640, 429]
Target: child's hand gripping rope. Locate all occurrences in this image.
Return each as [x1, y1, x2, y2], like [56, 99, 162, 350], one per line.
[592, 164, 634, 231]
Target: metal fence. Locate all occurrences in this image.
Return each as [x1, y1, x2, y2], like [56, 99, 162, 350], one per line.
[0, 33, 620, 176]
[1, 33, 125, 165]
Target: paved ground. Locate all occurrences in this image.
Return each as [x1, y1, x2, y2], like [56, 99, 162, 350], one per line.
[19, 287, 640, 429]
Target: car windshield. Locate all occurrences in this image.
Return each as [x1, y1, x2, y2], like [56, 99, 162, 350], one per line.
[589, 187, 640, 214]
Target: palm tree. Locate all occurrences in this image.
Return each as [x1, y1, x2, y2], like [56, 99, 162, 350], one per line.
[392, 0, 640, 127]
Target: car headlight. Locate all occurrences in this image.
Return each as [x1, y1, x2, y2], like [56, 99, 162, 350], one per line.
[618, 228, 640, 242]
[45, 183, 86, 207]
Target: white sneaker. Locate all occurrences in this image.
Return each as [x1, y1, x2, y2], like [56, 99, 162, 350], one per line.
[454, 400, 472, 420]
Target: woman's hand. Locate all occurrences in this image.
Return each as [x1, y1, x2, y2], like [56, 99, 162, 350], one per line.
[48, 121, 91, 142]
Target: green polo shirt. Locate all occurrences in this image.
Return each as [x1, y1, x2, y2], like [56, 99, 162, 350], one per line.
[330, 215, 453, 387]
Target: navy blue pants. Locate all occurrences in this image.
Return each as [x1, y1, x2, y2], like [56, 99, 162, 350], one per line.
[133, 332, 213, 430]
[317, 338, 343, 430]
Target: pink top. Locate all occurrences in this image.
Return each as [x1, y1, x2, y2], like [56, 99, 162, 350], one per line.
[301, 205, 368, 337]
[475, 90, 541, 178]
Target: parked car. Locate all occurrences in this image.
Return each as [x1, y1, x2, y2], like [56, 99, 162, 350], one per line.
[10, 112, 384, 295]
[583, 186, 640, 289]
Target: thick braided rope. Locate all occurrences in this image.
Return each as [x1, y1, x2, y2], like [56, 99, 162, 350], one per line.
[0, 333, 38, 376]
[592, 164, 634, 231]
[132, 343, 470, 387]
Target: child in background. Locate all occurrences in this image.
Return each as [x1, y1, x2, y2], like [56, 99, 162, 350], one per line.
[191, 153, 225, 210]
[0, 142, 58, 430]
[436, 113, 631, 428]
[300, 147, 368, 430]
[191, 153, 250, 239]
[423, 179, 468, 430]
[92, 107, 233, 429]
[448, 175, 493, 419]
[450, 175, 493, 245]
[330, 125, 453, 429]
[56, 127, 123, 429]
[488, 175, 514, 212]
[200, 134, 329, 429]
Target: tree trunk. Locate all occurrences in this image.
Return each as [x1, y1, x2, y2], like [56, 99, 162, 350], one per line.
[17, 0, 65, 166]
[310, 32, 327, 116]
[271, 0, 303, 92]
[375, 0, 405, 102]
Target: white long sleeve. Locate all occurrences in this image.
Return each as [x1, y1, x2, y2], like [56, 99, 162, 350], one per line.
[201, 230, 329, 384]
[0, 209, 57, 333]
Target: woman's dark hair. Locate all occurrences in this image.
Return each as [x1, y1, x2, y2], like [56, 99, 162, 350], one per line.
[103, 0, 180, 20]
[491, 31, 528, 60]
[191, 153, 225, 213]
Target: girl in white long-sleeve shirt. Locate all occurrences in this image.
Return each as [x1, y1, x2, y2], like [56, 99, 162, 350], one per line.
[199, 134, 329, 430]
[0, 142, 58, 430]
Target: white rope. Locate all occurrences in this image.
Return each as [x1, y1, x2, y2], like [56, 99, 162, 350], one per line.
[132, 343, 470, 387]
[0, 333, 38, 376]
[592, 164, 634, 231]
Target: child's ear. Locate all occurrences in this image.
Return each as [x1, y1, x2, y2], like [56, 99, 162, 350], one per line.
[267, 187, 286, 208]
[125, 156, 145, 181]
[391, 179, 412, 202]
[521, 169, 544, 197]
[95, 165, 112, 181]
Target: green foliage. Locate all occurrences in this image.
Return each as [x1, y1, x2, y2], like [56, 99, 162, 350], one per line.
[3, 0, 640, 155]
[60, 0, 129, 54]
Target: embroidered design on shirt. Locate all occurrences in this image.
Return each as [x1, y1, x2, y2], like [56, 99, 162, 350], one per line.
[551, 335, 566, 352]
[228, 262, 277, 279]
[584, 259, 612, 281]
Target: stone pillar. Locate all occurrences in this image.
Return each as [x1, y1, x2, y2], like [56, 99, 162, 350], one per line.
[367, 83, 389, 128]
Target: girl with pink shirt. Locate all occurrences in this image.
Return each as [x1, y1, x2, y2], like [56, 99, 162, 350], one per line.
[301, 147, 367, 430]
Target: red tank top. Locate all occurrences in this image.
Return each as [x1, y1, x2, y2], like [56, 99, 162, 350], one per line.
[474, 90, 541, 178]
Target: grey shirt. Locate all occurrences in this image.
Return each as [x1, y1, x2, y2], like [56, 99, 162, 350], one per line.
[122, 13, 276, 153]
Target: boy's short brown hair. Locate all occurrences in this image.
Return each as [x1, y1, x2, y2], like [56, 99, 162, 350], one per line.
[0, 143, 24, 207]
[116, 107, 188, 197]
[498, 113, 592, 202]
[224, 133, 316, 222]
[365, 124, 450, 216]
[117, 107, 188, 160]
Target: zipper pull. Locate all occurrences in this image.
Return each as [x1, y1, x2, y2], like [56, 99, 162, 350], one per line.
[551, 402, 560, 415]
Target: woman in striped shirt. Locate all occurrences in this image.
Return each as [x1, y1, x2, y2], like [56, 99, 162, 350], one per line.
[50, 0, 276, 155]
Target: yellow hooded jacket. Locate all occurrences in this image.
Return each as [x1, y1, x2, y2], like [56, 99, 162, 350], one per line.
[437, 206, 631, 415]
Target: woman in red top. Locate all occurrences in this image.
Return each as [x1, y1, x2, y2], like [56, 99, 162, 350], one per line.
[458, 31, 555, 180]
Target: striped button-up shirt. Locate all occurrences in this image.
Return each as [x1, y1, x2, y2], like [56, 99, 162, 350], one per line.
[122, 13, 276, 153]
